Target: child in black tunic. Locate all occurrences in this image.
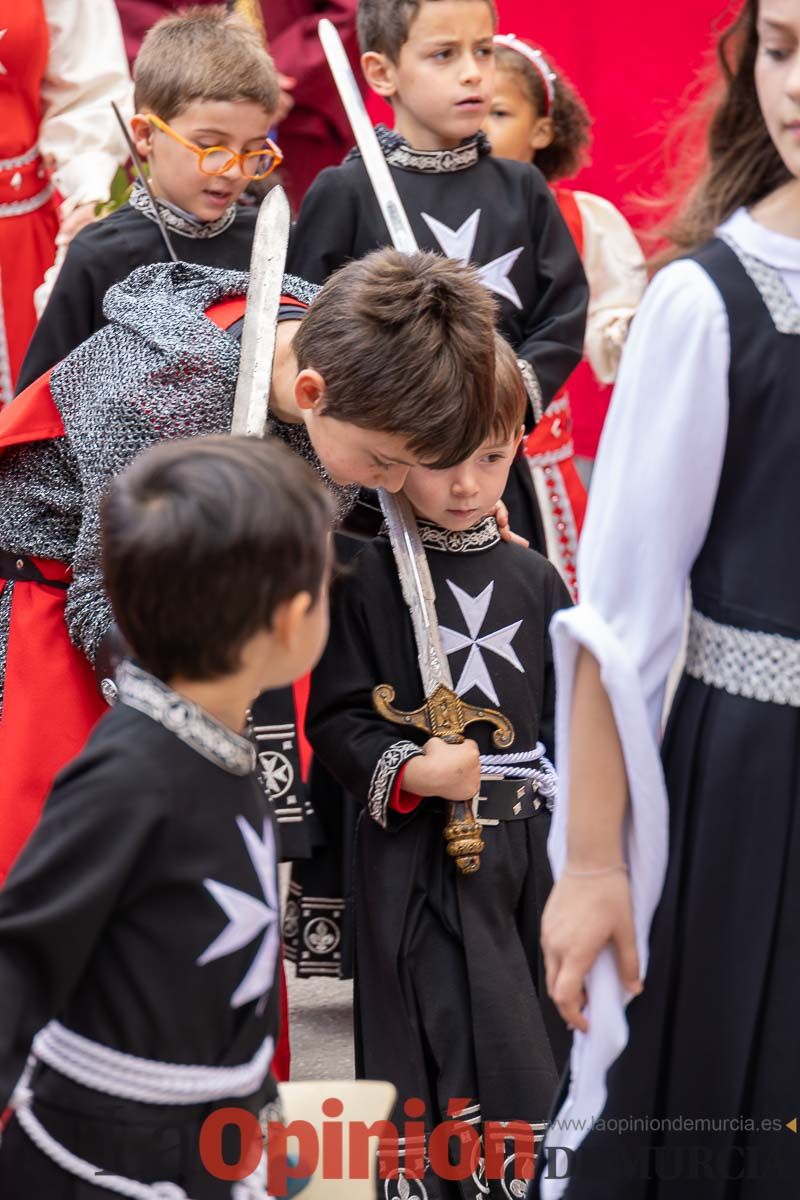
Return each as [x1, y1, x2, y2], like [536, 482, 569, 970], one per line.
[287, 0, 589, 551]
[17, 6, 284, 391]
[0, 436, 333, 1199]
[308, 336, 571, 1200]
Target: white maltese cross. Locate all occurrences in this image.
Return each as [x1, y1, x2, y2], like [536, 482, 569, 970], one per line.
[197, 816, 279, 1011]
[421, 209, 524, 309]
[439, 580, 524, 706]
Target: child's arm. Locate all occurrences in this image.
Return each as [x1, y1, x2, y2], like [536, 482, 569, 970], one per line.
[307, 560, 480, 826]
[286, 166, 358, 285]
[0, 750, 162, 1108]
[517, 170, 589, 412]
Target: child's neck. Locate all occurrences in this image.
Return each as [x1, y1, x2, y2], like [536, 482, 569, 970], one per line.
[750, 178, 800, 239]
[167, 673, 258, 735]
[392, 111, 475, 153]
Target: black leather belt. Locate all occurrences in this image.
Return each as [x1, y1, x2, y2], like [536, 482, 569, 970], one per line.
[473, 776, 544, 824]
[0, 550, 69, 589]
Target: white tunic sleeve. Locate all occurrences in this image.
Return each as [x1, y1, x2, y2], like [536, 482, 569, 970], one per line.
[574, 191, 647, 384]
[39, 0, 133, 207]
[541, 259, 730, 1197]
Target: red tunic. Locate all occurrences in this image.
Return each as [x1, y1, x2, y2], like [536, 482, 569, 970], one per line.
[0, 0, 59, 403]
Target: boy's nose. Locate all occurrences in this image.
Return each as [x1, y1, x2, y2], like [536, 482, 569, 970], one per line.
[452, 470, 479, 497]
[460, 53, 483, 85]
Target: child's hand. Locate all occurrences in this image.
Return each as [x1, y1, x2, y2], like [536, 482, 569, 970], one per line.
[493, 499, 529, 548]
[403, 737, 481, 801]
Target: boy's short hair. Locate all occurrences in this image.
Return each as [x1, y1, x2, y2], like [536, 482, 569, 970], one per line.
[358, 0, 497, 61]
[102, 437, 333, 682]
[134, 5, 280, 121]
[493, 334, 526, 441]
[293, 248, 498, 469]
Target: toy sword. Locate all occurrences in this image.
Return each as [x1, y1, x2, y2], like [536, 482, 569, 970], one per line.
[232, 185, 291, 437]
[320, 20, 515, 873]
[111, 101, 178, 263]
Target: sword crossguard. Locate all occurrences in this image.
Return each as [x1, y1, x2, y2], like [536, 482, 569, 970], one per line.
[372, 682, 515, 877]
[372, 682, 515, 749]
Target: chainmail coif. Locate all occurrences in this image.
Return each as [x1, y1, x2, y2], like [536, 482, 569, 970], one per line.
[0, 261, 354, 697]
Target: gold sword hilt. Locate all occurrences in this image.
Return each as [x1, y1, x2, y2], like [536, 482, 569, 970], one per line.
[372, 682, 515, 874]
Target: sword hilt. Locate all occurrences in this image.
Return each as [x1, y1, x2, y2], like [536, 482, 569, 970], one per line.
[372, 682, 515, 874]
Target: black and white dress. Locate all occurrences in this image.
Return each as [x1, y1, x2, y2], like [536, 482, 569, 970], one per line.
[537, 209, 800, 1198]
[0, 662, 281, 1199]
[308, 515, 572, 1200]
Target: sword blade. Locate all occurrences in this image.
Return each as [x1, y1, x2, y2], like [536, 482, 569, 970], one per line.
[111, 102, 178, 264]
[318, 19, 418, 255]
[319, 19, 453, 694]
[232, 185, 291, 439]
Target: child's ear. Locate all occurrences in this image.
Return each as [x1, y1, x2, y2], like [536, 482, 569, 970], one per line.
[361, 51, 398, 100]
[530, 116, 555, 152]
[272, 592, 313, 651]
[130, 113, 154, 161]
[294, 368, 326, 412]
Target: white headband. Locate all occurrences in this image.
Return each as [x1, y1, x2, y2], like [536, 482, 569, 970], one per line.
[493, 34, 557, 115]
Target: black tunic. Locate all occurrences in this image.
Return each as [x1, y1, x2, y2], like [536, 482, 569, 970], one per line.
[535, 240, 800, 1199]
[0, 664, 280, 1199]
[307, 515, 572, 1199]
[17, 198, 258, 392]
[286, 128, 589, 549]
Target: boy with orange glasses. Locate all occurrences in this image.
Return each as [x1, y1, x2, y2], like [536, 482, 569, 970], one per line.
[17, 4, 283, 389]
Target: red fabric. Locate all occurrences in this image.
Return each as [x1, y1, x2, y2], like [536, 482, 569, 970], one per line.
[553, 187, 584, 257]
[0, 369, 62, 447]
[0, 0, 59, 395]
[292, 675, 312, 782]
[273, 958, 291, 1080]
[0, 559, 108, 883]
[523, 397, 587, 539]
[497, 2, 723, 221]
[388, 763, 422, 814]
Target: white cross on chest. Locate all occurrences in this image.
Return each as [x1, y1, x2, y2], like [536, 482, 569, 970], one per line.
[439, 580, 524, 707]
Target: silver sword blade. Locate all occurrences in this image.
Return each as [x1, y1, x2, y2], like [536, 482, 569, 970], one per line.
[111, 102, 178, 263]
[232, 185, 291, 439]
[319, 19, 453, 694]
[318, 19, 418, 255]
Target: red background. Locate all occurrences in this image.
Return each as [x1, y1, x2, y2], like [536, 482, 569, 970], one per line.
[495, 0, 738, 225]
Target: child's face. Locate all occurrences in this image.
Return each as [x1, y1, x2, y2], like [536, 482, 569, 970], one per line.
[301, 409, 419, 492]
[402, 426, 523, 530]
[755, 1, 800, 181]
[483, 70, 553, 163]
[131, 99, 273, 222]
[365, 0, 496, 150]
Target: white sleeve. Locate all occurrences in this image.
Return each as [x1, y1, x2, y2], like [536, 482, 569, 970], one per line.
[40, 0, 134, 208]
[574, 191, 647, 384]
[541, 259, 730, 1198]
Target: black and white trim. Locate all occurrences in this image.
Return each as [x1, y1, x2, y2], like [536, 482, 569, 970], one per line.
[347, 125, 491, 175]
[367, 740, 425, 827]
[117, 660, 256, 775]
[416, 515, 501, 555]
[720, 234, 800, 335]
[128, 178, 237, 239]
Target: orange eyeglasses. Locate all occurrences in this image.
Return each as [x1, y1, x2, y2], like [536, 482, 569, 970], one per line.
[147, 114, 283, 180]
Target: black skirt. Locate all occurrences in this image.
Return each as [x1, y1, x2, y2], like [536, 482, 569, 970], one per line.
[536, 674, 800, 1198]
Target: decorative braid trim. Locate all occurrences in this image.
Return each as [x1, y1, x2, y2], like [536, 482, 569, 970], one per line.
[719, 234, 800, 335]
[518, 359, 544, 423]
[0, 143, 40, 171]
[0, 182, 53, 218]
[117, 661, 256, 774]
[367, 740, 424, 828]
[685, 608, 800, 706]
[416, 515, 500, 554]
[129, 178, 236, 239]
[346, 124, 490, 174]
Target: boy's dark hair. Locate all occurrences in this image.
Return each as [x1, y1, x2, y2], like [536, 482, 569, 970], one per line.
[358, 0, 497, 61]
[493, 334, 526, 440]
[134, 5, 280, 121]
[494, 41, 591, 183]
[102, 437, 333, 682]
[293, 248, 498, 469]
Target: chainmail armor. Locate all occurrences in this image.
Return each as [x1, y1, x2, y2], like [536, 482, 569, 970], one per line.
[0, 580, 12, 721]
[0, 261, 341, 683]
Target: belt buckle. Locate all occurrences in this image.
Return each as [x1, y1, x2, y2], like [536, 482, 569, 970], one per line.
[473, 775, 503, 826]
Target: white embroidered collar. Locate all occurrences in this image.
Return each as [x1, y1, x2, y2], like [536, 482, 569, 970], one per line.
[128, 178, 237, 239]
[416, 513, 500, 553]
[117, 660, 256, 776]
[347, 125, 490, 175]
